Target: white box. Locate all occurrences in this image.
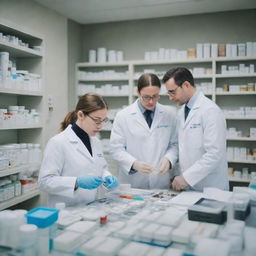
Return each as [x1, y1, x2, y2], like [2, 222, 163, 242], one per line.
[203, 43, 211, 59]
[211, 44, 218, 58]
[246, 42, 253, 56]
[196, 44, 203, 59]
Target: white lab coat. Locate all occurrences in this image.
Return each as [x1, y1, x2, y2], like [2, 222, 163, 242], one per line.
[38, 125, 111, 207]
[178, 91, 229, 191]
[109, 100, 178, 189]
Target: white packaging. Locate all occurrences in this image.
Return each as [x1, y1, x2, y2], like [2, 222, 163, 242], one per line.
[118, 242, 150, 256]
[196, 44, 203, 59]
[97, 48, 107, 63]
[231, 44, 237, 58]
[211, 43, 218, 58]
[226, 44, 232, 58]
[246, 42, 253, 56]
[0, 52, 9, 81]
[203, 43, 210, 59]
[88, 50, 96, 63]
[238, 43, 246, 57]
[108, 50, 116, 63]
[116, 51, 124, 62]
[253, 42, 256, 56]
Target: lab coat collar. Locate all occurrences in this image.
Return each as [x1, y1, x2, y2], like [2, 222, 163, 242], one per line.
[65, 125, 95, 162]
[182, 91, 204, 127]
[130, 99, 164, 130]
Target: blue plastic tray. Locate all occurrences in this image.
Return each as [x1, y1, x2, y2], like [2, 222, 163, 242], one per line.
[26, 207, 59, 228]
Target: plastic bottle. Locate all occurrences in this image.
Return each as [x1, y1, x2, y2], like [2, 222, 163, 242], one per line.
[19, 224, 38, 256]
[249, 175, 256, 189]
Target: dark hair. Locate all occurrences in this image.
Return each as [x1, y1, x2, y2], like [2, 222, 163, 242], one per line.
[60, 93, 108, 131]
[137, 73, 161, 93]
[162, 67, 195, 87]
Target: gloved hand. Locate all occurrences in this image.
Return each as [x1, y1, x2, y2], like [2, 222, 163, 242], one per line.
[132, 161, 153, 174]
[76, 176, 103, 190]
[158, 157, 171, 174]
[104, 175, 119, 189]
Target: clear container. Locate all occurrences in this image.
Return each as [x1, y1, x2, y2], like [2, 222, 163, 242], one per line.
[249, 175, 256, 190]
[2, 144, 17, 167]
[27, 143, 34, 164]
[0, 151, 9, 170]
[20, 143, 28, 165]
[33, 144, 42, 164]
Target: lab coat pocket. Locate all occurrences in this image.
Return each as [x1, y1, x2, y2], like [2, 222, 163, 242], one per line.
[188, 123, 203, 149]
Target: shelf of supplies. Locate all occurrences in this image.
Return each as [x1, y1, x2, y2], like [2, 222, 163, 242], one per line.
[225, 117, 256, 120]
[0, 125, 43, 130]
[215, 56, 256, 62]
[78, 94, 129, 97]
[228, 159, 256, 164]
[78, 77, 129, 82]
[0, 189, 40, 211]
[227, 137, 256, 141]
[0, 40, 42, 58]
[133, 74, 212, 80]
[229, 177, 250, 183]
[216, 73, 256, 78]
[77, 62, 130, 67]
[132, 58, 213, 65]
[0, 164, 40, 178]
[0, 88, 43, 96]
[216, 91, 256, 95]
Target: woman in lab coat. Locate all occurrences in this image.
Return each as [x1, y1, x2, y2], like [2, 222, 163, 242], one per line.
[163, 67, 229, 191]
[38, 93, 118, 207]
[109, 73, 178, 189]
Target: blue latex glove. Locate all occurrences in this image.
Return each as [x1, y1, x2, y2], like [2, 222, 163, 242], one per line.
[76, 176, 103, 190]
[104, 175, 119, 189]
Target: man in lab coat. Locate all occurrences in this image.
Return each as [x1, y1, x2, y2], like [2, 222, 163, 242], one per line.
[163, 67, 229, 191]
[109, 73, 178, 189]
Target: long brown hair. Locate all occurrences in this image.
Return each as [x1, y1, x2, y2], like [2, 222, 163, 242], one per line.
[60, 93, 108, 131]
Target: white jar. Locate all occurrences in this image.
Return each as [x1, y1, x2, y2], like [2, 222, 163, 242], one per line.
[27, 143, 34, 164]
[0, 151, 9, 170]
[33, 144, 42, 164]
[20, 143, 28, 165]
[89, 49, 96, 63]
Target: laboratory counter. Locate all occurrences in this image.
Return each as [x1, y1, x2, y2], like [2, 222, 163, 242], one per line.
[0, 187, 256, 256]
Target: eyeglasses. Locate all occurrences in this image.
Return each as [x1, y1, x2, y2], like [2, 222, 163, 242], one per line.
[87, 114, 109, 125]
[140, 94, 160, 102]
[167, 86, 179, 96]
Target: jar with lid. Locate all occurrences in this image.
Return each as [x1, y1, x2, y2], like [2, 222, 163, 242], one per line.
[2, 144, 17, 167]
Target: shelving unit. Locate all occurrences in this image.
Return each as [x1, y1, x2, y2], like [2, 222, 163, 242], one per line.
[0, 19, 44, 209]
[0, 189, 40, 211]
[76, 56, 256, 185]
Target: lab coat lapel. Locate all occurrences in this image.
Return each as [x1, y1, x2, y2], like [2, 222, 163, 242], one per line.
[130, 101, 149, 130]
[66, 125, 94, 162]
[183, 92, 203, 129]
[150, 103, 162, 130]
